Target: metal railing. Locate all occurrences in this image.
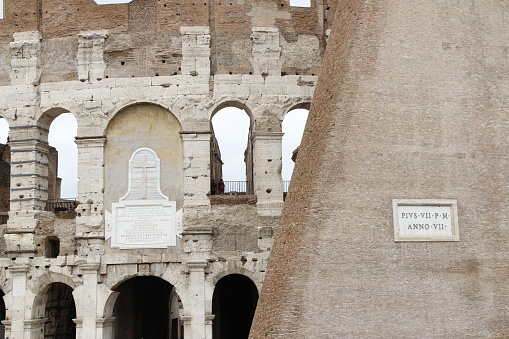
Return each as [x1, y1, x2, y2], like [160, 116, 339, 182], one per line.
[45, 199, 79, 212]
[216, 181, 254, 195]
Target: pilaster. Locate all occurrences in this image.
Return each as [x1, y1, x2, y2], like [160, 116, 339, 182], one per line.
[6, 126, 51, 256]
[10, 31, 42, 86]
[180, 27, 211, 77]
[96, 317, 115, 339]
[181, 131, 212, 228]
[6, 265, 30, 338]
[77, 32, 108, 83]
[251, 132, 284, 216]
[251, 27, 282, 76]
[185, 260, 209, 339]
[75, 136, 106, 236]
[74, 263, 100, 339]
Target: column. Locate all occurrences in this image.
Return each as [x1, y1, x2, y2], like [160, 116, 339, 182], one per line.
[74, 263, 100, 339]
[5, 127, 51, 256]
[251, 132, 284, 216]
[185, 260, 208, 339]
[181, 132, 212, 229]
[75, 136, 106, 236]
[96, 317, 115, 339]
[6, 265, 30, 338]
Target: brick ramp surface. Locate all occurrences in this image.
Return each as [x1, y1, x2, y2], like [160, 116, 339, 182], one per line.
[250, 1, 509, 338]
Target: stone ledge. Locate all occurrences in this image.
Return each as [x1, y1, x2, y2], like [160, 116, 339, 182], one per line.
[209, 195, 257, 205]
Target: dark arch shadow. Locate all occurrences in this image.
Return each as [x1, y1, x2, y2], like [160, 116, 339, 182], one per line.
[212, 274, 259, 339]
[113, 276, 181, 339]
[44, 282, 76, 339]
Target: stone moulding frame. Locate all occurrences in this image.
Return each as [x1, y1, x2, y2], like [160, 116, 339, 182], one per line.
[392, 199, 459, 242]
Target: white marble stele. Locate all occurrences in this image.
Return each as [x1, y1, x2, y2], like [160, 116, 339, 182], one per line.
[392, 199, 459, 242]
[106, 148, 182, 249]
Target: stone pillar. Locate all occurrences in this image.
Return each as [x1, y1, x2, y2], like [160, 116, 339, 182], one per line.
[204, 314, 215, 339]
[77, 32, 108, 83]
[74, 263, 100, 339]
[75, 136, 106, 236]
[5, 126, 51, 256]
[251, 132, 284, 216]
[23, 319, 45, 339]
[181, 132, 211, 228]
[251, 27, 282, 76]
[10, 31, 42, 86]
[185, 260, 208, 339]
[6, 265, 29, 338]
[96, 317, 115, 339]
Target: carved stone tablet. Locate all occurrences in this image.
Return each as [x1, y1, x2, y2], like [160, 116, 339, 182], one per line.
[392, 199, 459, 242]
[106, 148, 180, 249]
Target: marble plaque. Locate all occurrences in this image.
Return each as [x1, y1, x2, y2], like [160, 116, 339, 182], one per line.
[106, 148, 181, 249]
[393, 199, 459, 241]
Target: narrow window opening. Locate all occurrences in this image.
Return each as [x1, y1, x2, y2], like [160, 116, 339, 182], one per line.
[48, 113, 78, 200]
[46, 237, 60, 258]
[211, 107, 253, 195]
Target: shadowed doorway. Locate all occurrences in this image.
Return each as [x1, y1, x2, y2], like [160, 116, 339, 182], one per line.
[113, 276, 181, 339]
[212, 274, 259, 339]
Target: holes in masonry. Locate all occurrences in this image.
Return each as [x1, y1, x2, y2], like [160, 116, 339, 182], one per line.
[120, 61, 125, 66]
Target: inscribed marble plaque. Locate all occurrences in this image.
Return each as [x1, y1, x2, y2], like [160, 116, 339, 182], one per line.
[393, 199, 459, 242]
[106, 148, 179, 249]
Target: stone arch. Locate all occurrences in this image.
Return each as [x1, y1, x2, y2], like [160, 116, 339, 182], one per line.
[212, 273, 259, 339]
[104, 103, 184, 211]
[104, 101, 182, 135]
[30, 278, 77, 338]
[31, 272, 77, 319]
[210, 267, 259, 292]
[37, 107, 74, 132]
[280, 101, 311, 121]
[206, 267, 260, 316]
[209, 100, 255, 124]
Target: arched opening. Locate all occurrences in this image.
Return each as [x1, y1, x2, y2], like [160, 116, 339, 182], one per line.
[44, 282, 76, 338]
[211, 106, 253, 195]
[104, 104, 183, 212]
[212, 274, 259, 339]
[282, 108, 309, 194]
[48, 113, 78, 200]
[113, 276, 182, 339]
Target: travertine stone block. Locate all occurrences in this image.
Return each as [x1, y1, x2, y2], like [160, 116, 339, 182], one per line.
[77, 32, 108, 83]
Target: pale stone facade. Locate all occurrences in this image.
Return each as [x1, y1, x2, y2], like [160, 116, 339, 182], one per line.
[0, 0, 329, 338]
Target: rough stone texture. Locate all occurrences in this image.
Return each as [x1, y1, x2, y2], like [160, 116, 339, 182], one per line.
[0, 0, 328, 338]
[250, 1, 509, 338]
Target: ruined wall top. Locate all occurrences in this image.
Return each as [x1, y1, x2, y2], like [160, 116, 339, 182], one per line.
[0, 0, 332, 84]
